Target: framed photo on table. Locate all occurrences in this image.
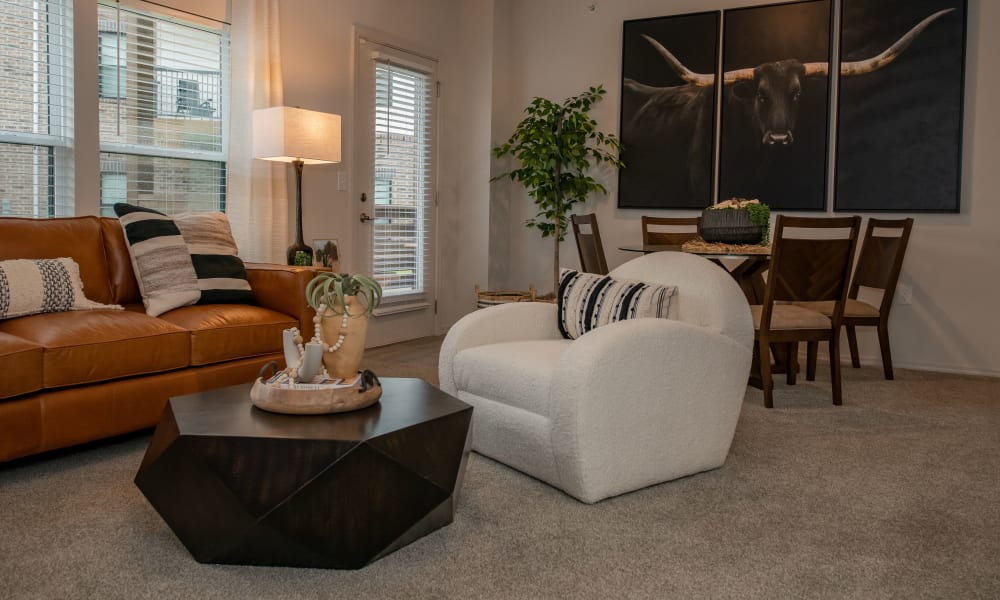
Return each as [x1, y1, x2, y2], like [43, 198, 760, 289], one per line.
[312, 239, 340, 271]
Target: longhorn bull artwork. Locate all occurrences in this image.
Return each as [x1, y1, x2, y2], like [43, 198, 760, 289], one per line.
[618, 1, 956, 210]
[835, 0, 966, 212]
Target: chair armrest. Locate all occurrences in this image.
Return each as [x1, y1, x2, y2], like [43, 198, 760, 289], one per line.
[549, 318, 752, 503]
[439, 302, 562, 395]
[245, 263, 327, 341]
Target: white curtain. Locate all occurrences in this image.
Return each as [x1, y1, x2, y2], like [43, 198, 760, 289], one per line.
[227, 0, 288, 263]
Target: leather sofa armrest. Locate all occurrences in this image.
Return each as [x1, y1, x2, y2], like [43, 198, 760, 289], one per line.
[245, 263, 327, 341]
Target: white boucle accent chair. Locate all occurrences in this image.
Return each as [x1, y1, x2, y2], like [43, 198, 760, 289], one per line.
[439, 252, 754, 503]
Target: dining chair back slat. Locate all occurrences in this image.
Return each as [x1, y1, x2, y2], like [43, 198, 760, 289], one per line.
[769, 237, 856, 305]
[571, 213, 609, 275]
[641, 216, 701, 246]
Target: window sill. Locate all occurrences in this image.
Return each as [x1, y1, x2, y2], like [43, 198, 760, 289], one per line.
[373, 302, 430, 317]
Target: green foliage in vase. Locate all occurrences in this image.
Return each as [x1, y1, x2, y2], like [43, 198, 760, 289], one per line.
[491, 85, 624, 292]
[293, 250, 312, 266]
[746, 203, 771, 245]
[306, 272, 383, 318]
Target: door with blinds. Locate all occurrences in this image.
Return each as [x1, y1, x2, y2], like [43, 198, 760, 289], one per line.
[355, 37, 438, 347]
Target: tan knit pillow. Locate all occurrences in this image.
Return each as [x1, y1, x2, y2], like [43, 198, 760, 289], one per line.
[0, 258, 122, 320]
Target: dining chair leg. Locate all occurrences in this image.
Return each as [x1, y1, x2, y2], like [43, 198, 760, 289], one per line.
[786, 342, 799, 385]
[758, 339, 774, 408]
[829, 334, 843, 406]
[846, 325, 861, 368]
[878, 322, 894, 381]
[806, 341, 818, 381]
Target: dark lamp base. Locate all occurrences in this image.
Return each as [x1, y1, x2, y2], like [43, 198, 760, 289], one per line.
[287, 241, 313, 266]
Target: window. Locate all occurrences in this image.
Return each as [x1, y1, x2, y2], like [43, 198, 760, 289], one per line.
[0, 0, 74, 218]
[97, 1, 228, 215]
[98, 30, 126, 99]
[371, 59, 435, 301]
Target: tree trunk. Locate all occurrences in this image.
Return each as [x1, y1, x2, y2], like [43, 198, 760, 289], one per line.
[552, 119, 563, 297]
[553, 222, 560, 297]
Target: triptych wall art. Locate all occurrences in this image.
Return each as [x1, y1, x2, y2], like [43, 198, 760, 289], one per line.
[618, 0, 967, 212]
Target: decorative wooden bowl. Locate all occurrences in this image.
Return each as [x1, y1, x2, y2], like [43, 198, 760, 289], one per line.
[250, 369, 382, 415]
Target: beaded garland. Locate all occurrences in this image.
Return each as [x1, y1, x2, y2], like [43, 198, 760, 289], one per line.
[284, 302, 353, 382]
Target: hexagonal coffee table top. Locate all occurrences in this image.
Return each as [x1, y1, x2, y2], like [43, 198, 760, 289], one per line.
[135, 377, 472, 569]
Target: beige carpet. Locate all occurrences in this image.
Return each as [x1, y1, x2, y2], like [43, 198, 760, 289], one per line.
[1, 336, 998, 599]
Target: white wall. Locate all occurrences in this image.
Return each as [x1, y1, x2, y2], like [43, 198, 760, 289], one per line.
[490, 0, 1000, 376]
[277, 0, 493, 334]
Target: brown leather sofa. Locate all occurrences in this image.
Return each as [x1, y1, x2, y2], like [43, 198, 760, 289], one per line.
[0, 216, 319, 463]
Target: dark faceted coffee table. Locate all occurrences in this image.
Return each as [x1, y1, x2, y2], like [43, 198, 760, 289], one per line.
[134, 377, 472, 569]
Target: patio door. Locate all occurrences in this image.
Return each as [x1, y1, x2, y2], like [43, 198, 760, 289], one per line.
[355, 35, 438, 347]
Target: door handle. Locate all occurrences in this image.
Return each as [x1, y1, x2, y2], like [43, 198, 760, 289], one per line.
[359, 212, 373, 223]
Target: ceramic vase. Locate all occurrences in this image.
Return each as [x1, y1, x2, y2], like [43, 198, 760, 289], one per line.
[319, 294, 370, 381]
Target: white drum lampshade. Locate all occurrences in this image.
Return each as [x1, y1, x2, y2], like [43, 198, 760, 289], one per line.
[252, 106, 342, 265]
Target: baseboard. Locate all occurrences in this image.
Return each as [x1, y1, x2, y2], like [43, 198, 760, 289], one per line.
[808, 352, 1000, 379]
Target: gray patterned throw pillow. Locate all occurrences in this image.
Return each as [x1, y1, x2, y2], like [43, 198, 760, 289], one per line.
[115, 204, 201, 316]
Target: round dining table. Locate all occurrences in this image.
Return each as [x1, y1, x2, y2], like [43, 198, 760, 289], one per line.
[618, 243, 771, 304]
[619, 242, 792, 380]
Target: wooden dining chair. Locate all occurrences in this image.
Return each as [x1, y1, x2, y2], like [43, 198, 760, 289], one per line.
[750, 215, 861, 408]
[799, 217, 914, 381]
[570, 213, 609, 275]
[641, 216, 701, 245]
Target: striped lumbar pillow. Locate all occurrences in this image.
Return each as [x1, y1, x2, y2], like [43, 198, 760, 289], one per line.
[115, 204, 201, 316]
[0, 257, 123, 320]
[172, 211, 254, 305]
[557, 268, 676, 340]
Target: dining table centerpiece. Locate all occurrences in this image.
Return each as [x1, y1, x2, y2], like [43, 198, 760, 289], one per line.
[698, 198, 771, 245]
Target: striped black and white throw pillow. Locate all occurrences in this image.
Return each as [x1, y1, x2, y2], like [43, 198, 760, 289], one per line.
[115, 204, 201, 316]
[0, 258, 122, 320]
[557, 268, 676, 340]
[172, 212, 255, 305]
[114, 205, 254, 315]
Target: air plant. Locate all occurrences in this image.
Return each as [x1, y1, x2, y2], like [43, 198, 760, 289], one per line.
[305, 272, 383, 317]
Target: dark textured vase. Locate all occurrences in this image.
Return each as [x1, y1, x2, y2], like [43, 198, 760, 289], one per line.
[699, 208, 762, 244]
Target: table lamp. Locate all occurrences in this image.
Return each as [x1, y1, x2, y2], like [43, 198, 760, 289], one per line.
[253, 106, 342, 265]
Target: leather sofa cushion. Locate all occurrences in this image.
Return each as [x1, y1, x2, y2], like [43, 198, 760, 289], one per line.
[0, 216, 115, 305]
[453, 340, 572, 417]
[0, 311, 190, 388]
[158, 305, 296, 366]
[0, 332, 43, 400]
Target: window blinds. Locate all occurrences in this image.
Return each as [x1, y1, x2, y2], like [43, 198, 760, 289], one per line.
[0, 0, 74, 217]
[97, 0, 228, 215]
[372, 58, 436, 302]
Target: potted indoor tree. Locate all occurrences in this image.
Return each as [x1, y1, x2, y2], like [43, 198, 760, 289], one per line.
[492, 85, 623, 295]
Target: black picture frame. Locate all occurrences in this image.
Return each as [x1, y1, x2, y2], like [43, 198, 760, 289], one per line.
[834, 0, 967, 212]
[717, 0, 833, 211]
[618, 11, 720, 210]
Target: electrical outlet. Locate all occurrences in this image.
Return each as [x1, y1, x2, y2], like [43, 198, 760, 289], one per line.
[895, 283, 912, 305]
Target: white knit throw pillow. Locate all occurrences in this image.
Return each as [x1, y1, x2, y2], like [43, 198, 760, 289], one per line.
[0, 258, 123, 320]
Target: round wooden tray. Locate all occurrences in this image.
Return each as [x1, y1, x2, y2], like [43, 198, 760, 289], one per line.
[250, 370, 382, 415]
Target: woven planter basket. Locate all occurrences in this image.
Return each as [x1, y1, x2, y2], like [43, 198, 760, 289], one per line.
[475, 284, 537, 309]
[699, 208, 762, 244]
